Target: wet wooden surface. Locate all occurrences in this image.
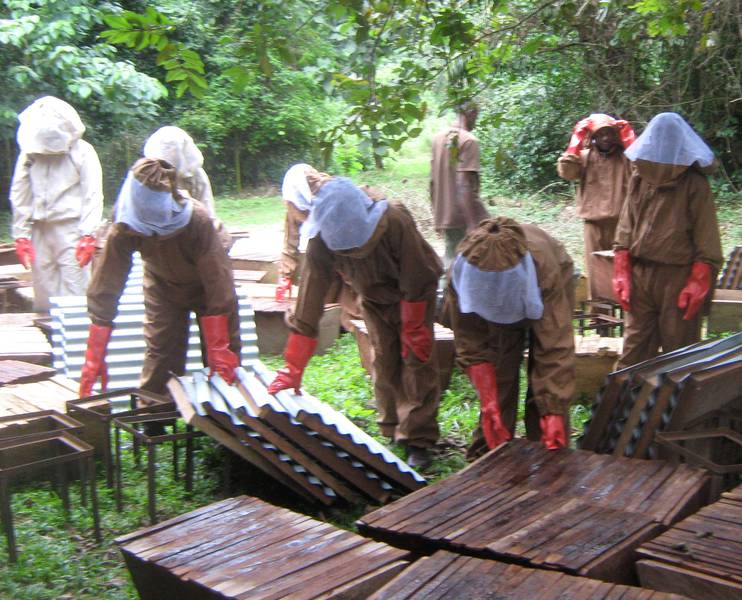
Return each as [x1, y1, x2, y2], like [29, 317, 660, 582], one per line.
[116, 495, 410, 600]
[371, 550, 691, 599]
[636, 484, 742, 600]
[358, 439, 709, 583]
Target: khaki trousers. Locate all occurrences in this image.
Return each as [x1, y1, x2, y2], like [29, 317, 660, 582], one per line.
[618, 261, 701, 369]
[362, 296, 440, 448]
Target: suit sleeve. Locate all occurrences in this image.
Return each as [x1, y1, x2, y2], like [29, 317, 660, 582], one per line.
[287, 236, 336, 338]
[9, 154, 33, 239]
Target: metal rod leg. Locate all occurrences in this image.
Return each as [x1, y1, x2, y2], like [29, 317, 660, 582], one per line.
[79, 458, 87, 507]
[0, 478, 17, 563]
[148, 444, 157, 525]
[172, 420, 179, 482]
[59, 462, 70, 520]
[185, 428, 194, 495]
[115, 425, 123, 512]
[88, 458, 101, 543]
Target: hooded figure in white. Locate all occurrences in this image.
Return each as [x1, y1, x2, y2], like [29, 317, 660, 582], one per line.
[143, 126, 215, 217]
[9, 96, 103, 311]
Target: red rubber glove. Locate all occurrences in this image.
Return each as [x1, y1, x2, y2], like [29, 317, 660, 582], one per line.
[677, 261, 712, 321]
[14, 237, 35, 269]
[615, 120, 637, 149]
[267, 332, 317, 395]
[75, 235, 96, 267]
[275, 276, 292, 301]
[566, 117, 592, 155]
[79, 324, 113, 397]
[466, 363, 512, 449]
[612, 249, 632, 311]
[540, 414, 567, 450]
[400, 300, 433, 363]
[201, 315, 240, 385]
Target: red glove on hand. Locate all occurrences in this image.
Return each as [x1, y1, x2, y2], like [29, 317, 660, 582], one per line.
[275, 276, 292, 301]
[14, 237, 35, 269]
[201, 315, 240, 385]
[267, 332, 317, 395]
[677, 261, 712, 321]
[400, 300, 433, 363]
[612, 249, 632, 311]
[566, 117, 592, 155]
[540, 414, 567, 450]
[615, 120, 637, 149]
[466, 363, 512, 449]
[79, 324, 113, 397]
[75, 235, 96, 268]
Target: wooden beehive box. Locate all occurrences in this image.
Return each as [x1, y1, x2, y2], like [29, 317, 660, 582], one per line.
[358, 439, 709, 584]
[116, 495, 410, 600]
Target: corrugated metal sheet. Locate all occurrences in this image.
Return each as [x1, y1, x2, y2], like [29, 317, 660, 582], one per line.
[51, 253, 258, 396]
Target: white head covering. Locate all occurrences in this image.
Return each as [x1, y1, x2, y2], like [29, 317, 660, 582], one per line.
[451, 253, 544, 324]
[114, 172, 193, 237]
[300, 177, 388, 251]
[624, 112, 714, 167]
[17, 96, 85, 155]
[143, 126, 204, 177]
[282, 163, 314, 211]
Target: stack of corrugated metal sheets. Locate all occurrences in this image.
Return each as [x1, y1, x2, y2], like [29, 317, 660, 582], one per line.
[579, 333, 742, 458]
[168, 364, 426, 507]
[49, 253, 259, 394]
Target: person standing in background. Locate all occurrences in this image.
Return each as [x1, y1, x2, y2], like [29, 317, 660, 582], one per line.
[430, 102, 490, 269]
[9, 96, 103, 312]
[557, 113, 635, 299]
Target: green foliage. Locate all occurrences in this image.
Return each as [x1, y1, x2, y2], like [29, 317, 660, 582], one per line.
[100, 6, 207, 98]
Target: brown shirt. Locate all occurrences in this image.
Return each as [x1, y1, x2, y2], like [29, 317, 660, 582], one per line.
[289, 202, 442, 338]
[88, 202, 238, 326]
[446, 224, 575, 416]
[430, 126, 489, 231]
[557, 148, 631, 222]
[614, 165, 723, 269]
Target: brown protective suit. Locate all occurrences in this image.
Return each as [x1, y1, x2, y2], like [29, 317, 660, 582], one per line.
[289, 202, 443, 448]
[445, 222, 575, 452]
[87, 201, 241, 395]
[430, 126, 490, 264]
[557, 147, 631, 298]
[614, 162, 723, 368]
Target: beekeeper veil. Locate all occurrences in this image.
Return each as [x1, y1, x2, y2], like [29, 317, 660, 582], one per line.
[282, 164, 314, 211]
[451, 217, 544, 324]
[114, 158, 193, 236]
[143, 126, 204, 178]
[624, 112, 714, 167]
[17, 96, 85, 155]
[300, 177, 388, 251]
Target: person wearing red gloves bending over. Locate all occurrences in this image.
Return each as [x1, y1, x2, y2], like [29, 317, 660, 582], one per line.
[557, 113, 635, 300]
[9, 96, 103, 312]
[613, 113, 723, 369]
[79, 158, 240, 398]
[443, 217, 575, 459]
[267, 177, 442, 469]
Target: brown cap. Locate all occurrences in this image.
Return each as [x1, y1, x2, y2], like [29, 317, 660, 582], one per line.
[458, 217, 527, 272]
[131, 157, 181, 198]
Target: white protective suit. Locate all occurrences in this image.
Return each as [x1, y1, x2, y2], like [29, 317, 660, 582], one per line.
[9, 96, 103, 311]
[143, 126, 215, 217]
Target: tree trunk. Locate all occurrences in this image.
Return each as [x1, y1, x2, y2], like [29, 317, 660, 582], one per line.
[233, 137, 242, 193]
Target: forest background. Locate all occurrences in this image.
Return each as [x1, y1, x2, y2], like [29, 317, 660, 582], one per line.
[1, 0, 742, 208]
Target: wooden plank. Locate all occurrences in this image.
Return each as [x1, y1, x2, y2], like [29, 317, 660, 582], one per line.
[637, 559, 741, 600]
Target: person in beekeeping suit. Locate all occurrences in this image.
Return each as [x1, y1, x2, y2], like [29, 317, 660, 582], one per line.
[613, 112, 723, 368]
[9, 96, 103, 311]
[143, 126, 216, 216]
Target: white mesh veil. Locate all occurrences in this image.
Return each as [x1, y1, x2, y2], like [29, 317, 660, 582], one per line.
[624, 112, 714, 167]
[143, 126, 204, 177]
[17, 96, 85, 155]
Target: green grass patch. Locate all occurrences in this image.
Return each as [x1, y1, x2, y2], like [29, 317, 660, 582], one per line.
[216, 194, 284, 228]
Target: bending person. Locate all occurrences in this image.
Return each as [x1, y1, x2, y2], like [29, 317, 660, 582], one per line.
[79, 158, 240, 398]
[268, 178, 442, 468]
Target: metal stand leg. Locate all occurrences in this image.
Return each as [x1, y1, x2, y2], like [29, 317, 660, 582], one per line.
[88, 457, 101, 543]
[147, 444, 157, 525]
[58, 463, 70, 520]
[185, 426, 194, 495]
[172, 420, 179, 481]
[79, 459, 87, 507]
[0, 478, 17, 563]
[115, 425, 123, 512]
